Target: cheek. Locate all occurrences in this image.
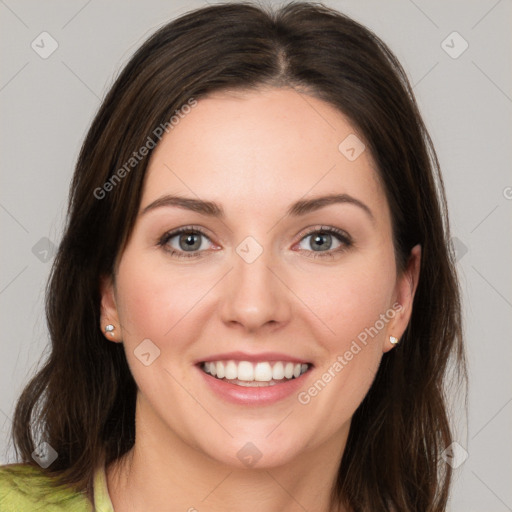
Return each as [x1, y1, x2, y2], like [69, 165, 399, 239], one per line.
[294, 252, 396, 411]
[114, 251, 208, 345]
[304, 257, 396, 345]
[113, 254, 215, 411]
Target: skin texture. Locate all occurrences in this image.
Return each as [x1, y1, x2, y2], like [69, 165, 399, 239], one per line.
[100, 87, 421, 512]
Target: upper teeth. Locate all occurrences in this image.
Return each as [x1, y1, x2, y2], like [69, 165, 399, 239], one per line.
[202, 360, 309, 382]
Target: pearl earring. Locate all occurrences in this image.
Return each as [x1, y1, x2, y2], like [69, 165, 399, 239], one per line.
[105, 324, 115, 337]
[389, 335, 399, 345]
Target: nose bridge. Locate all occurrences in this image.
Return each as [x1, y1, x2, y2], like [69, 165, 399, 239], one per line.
[219, 236, 291, 330]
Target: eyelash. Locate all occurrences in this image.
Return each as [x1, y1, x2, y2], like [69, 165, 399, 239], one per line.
[157, 225, 353, 260]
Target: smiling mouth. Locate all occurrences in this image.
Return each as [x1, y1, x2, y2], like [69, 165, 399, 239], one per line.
[200, 360, 311, 387]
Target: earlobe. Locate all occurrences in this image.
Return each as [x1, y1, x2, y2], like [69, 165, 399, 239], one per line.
[99, 275, 122, 343]
[104, 324, 115, 337]
[383, 244, 421, 352]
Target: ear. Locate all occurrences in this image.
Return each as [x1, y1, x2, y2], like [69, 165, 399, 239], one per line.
[383, 244, 421, 353]
[99, 274, 122, 343]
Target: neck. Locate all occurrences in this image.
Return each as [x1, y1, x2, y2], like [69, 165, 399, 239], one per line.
[106, 394, 348, 512]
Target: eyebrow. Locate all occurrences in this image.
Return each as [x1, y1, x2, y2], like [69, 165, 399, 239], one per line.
[140, 193, 374, 221]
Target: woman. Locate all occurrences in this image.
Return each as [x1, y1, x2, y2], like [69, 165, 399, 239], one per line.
[0, 2, 465, 511]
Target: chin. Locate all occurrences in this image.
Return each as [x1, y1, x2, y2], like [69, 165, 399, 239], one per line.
[196, 432, 308, 470]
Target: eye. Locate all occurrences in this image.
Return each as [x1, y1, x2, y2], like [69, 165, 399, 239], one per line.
[158, 226, 214, 259]
[296, 226, 352, 258]
[158, 225, 352, 260]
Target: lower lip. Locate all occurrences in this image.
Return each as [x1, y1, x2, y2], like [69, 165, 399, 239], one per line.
[196, 365, 312, 406]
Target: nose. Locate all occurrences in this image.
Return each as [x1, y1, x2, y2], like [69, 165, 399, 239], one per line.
[219, 247, 292, 333]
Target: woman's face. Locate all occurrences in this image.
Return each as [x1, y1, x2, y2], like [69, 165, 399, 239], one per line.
[101, 87, 419, 469]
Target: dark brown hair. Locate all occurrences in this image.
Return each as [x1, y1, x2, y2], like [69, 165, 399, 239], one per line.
[9, 2, 465, 510]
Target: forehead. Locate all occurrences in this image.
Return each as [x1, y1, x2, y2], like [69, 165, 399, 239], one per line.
[142, 87, 386, 219]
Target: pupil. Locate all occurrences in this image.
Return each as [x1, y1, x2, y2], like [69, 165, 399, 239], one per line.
[312, 233, 331, 251]
[180, 233, 200, 251]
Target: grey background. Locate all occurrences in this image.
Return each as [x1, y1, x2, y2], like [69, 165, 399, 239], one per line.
[1, 0, 511, 510]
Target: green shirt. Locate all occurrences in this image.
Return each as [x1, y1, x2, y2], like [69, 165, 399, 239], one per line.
[0, 463, 115, 511]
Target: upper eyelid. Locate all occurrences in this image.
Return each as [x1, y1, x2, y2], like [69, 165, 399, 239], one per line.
[160, 225, 213, 240]
[296, 225, 351, 241]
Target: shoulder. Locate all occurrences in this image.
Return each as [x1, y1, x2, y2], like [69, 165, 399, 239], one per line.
[0, 463, 91, 512]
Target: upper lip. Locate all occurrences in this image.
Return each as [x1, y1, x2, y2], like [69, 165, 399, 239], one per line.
[195, 351, 313, 365]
